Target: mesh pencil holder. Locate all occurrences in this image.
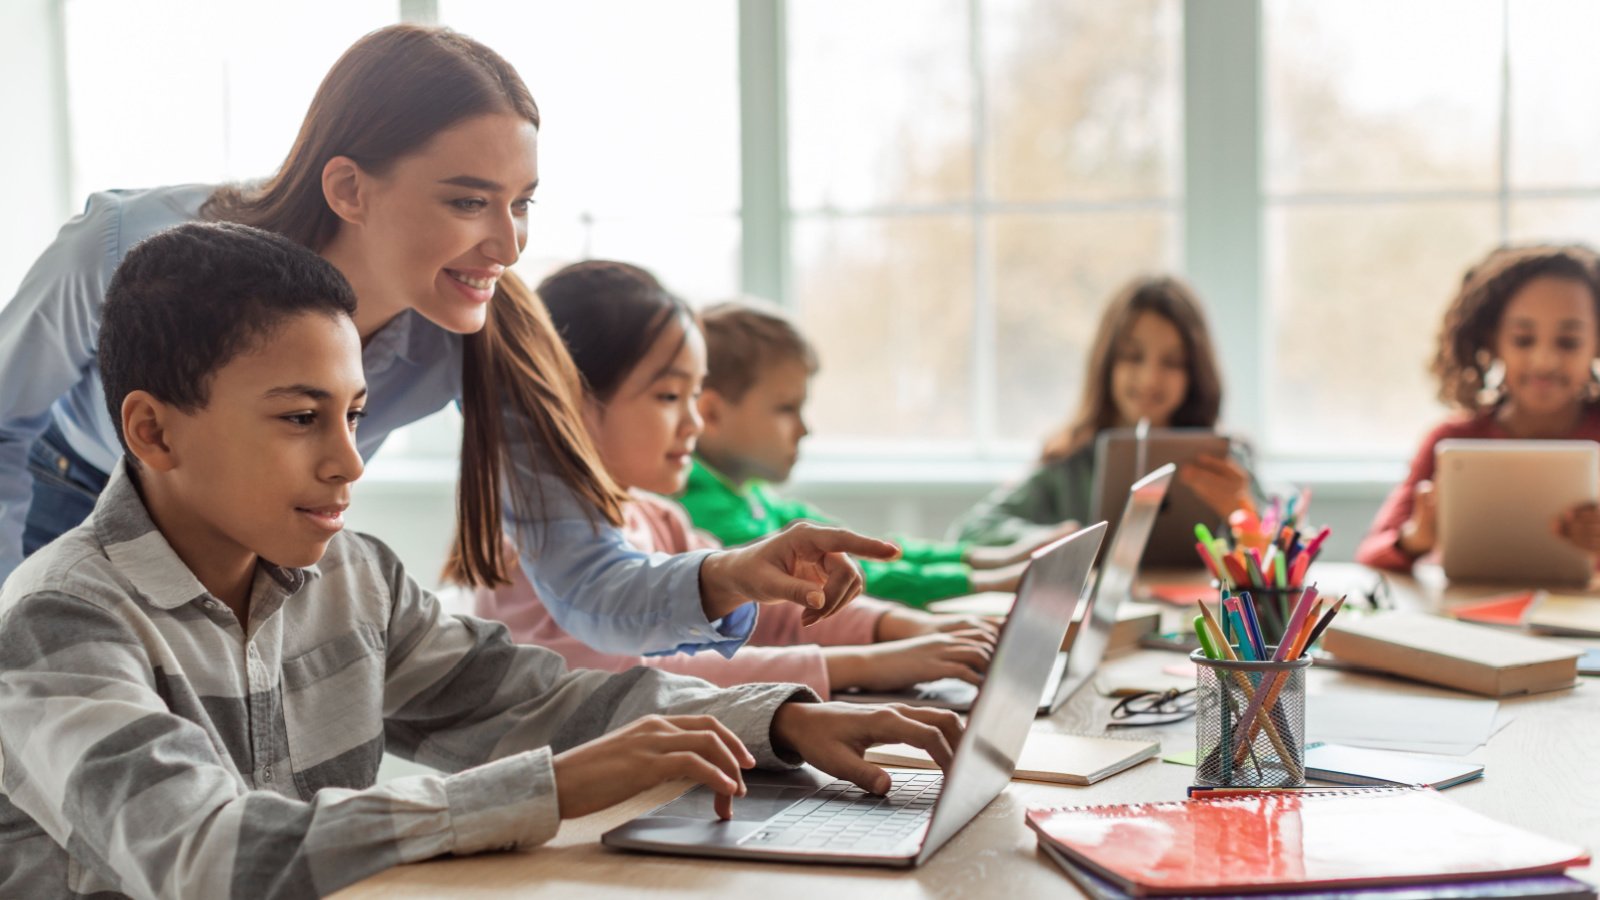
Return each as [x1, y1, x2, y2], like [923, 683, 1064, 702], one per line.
[1191, 648, 1311, 788]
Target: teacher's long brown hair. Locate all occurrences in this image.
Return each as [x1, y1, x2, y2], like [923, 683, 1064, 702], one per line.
[203, 24, 625, 586]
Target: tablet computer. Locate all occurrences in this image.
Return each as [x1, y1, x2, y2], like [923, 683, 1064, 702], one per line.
[1091, 427, 1231, 569]
[1435, 439, 1599, 587]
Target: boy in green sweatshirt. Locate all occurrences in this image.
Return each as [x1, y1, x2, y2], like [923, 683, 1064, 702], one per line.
[679, 300, 1068, 608]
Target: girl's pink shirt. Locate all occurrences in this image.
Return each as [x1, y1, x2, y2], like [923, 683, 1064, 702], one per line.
[474, 490, 894, 698]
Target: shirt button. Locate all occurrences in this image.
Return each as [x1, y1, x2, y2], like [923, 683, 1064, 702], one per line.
[204, 600, 222, 610]
[248, 645, 259, 658]
[263, 767, 273, 783]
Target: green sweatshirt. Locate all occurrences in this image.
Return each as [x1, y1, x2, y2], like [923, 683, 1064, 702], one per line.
[678, 458, 973, 608]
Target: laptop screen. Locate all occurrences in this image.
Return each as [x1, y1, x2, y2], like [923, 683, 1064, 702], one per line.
[916, 522, 1106, 862]
[1060, 464, 1174, 699]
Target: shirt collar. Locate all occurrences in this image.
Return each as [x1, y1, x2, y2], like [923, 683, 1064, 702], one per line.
[361, 308, 418, 377]
[91, 460, 321, 611]
[690, 456, 753, 498]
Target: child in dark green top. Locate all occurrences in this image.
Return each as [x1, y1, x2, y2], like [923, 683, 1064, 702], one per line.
[955, 275, 1257, 546]
[679, 301, 1065, 608]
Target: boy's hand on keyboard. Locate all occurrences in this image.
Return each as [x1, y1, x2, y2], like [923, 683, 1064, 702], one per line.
[771, 703, 964, 795]
[552, 714, 757, 821]
[699, 521, 901, 625]
[826, 631, 994, 691]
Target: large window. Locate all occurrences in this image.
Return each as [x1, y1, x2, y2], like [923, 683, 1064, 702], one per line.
[785, 0, 1183, 455]
[37, 0, 1600, 475]
[1264, 0, 1600, 458]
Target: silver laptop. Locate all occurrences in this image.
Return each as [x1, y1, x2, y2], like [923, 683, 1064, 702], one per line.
[845, 464, 1173, 716]
[1436, 439, 1599, 586]
[601, 522, 1106, 868]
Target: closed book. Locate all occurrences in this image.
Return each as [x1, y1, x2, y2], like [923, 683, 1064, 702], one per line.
[1026, 788, 1590, 897]
[866, 731, 1158, 786]
[1321, 612, 1579, 697]
[1526, 594, 1600, 637]
[1305, 743, 1484, 790]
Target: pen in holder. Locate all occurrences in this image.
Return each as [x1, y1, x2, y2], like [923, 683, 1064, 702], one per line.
[1209, 583, 1304, 646]
[1191, 648, 1310, 788]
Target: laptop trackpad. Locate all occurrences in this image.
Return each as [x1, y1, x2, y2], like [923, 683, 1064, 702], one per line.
[649, 766, 835, 822]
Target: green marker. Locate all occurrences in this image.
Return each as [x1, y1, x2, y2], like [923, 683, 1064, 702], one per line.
[1194, 615, 1220, 660]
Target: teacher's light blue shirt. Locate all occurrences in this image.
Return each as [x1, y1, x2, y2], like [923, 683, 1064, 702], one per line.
[0, 184, 753, 655]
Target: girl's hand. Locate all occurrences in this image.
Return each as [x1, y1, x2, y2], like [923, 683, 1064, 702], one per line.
[825, 630, 995, 692]
[964, 521, 1081, 569]
[1398, 480, 1438, 557]
[1554, 503, 1600, 556]
[771, 702, 965, 796]
[1178, 454, 1252, 518]
[698, 522, 901, 625]
[874, 608, 1001, 642]
[552, 714, 756, 821]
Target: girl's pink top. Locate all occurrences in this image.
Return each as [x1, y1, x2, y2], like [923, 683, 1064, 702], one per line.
[1355, 407, 1600, 571]
[474, 490, 894, 698]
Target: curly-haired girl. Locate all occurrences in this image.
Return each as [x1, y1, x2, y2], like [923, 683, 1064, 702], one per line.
[1355, 244, 1600, 571]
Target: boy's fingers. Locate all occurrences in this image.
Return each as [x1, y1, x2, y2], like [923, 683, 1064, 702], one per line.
[870, 710, 957, 770]
[662, 751, 742, 818]
[895, 706, 966, 751]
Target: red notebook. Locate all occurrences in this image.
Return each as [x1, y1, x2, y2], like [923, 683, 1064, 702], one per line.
[1450, 592, 1538, 626]
[1025, 788, 1589, 897]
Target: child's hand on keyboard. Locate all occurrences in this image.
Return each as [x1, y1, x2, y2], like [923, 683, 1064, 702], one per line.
[552, 714, 757, 821]
[824, 630, 994, 691]
[770, 703, 964, 795]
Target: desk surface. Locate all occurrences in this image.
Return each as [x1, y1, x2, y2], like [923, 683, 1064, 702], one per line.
[333, 564, 1600, 898]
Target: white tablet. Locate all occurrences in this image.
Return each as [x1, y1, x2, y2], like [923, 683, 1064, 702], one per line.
[1435, 439, 1599, 586]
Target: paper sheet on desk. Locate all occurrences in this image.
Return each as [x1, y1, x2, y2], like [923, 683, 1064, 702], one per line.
[1307, 694, 1504, 756]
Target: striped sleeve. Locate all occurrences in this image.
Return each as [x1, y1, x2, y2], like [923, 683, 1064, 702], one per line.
[0, 591, 555, 900]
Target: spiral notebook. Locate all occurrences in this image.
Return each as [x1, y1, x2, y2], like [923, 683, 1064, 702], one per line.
[1025, 788, 1589, 897]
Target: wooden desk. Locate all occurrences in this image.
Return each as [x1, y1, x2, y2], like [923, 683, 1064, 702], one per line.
[335, 568, 1599, 898]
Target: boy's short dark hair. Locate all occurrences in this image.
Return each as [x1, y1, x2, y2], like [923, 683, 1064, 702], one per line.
[99, 221, 359, 454]
[700, 298, 819, 402]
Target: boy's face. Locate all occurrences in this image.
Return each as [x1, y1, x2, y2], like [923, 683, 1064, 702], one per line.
[146, 312, 368, 571]
[698, 358, 811, 483]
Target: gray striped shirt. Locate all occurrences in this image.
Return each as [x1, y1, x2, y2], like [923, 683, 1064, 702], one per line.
[0, 462, 811, 899]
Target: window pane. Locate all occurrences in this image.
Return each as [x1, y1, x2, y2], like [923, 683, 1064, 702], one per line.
[793, 217, 974, 441]
[1509, 1, 1600, 189]
[990, 212, 1178, 444]
[984, 0, 1181, 203]
[1266, 204, 1497, 456]
[439, 0, 740, 217]
[63, 0, 395, 195]
[589, 216, 741, 302]
[1264, 0, 1500, 194]
[788, 0, 971, 210]
[1510, 198, 1600, 244]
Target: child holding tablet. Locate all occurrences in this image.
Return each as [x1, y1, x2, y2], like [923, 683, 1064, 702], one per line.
[472, 262, 996, 698]
[1356, 245, 1600, 571]
[954, 275, 1253, 546]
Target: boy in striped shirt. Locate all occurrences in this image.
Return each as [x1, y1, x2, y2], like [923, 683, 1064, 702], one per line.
[0, 223, 959, 899]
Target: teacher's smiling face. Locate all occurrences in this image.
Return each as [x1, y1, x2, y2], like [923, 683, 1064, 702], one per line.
[322, 111, 539, 336]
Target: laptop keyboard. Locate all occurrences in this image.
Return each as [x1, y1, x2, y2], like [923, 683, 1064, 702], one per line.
[739, 773, 944, 854]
